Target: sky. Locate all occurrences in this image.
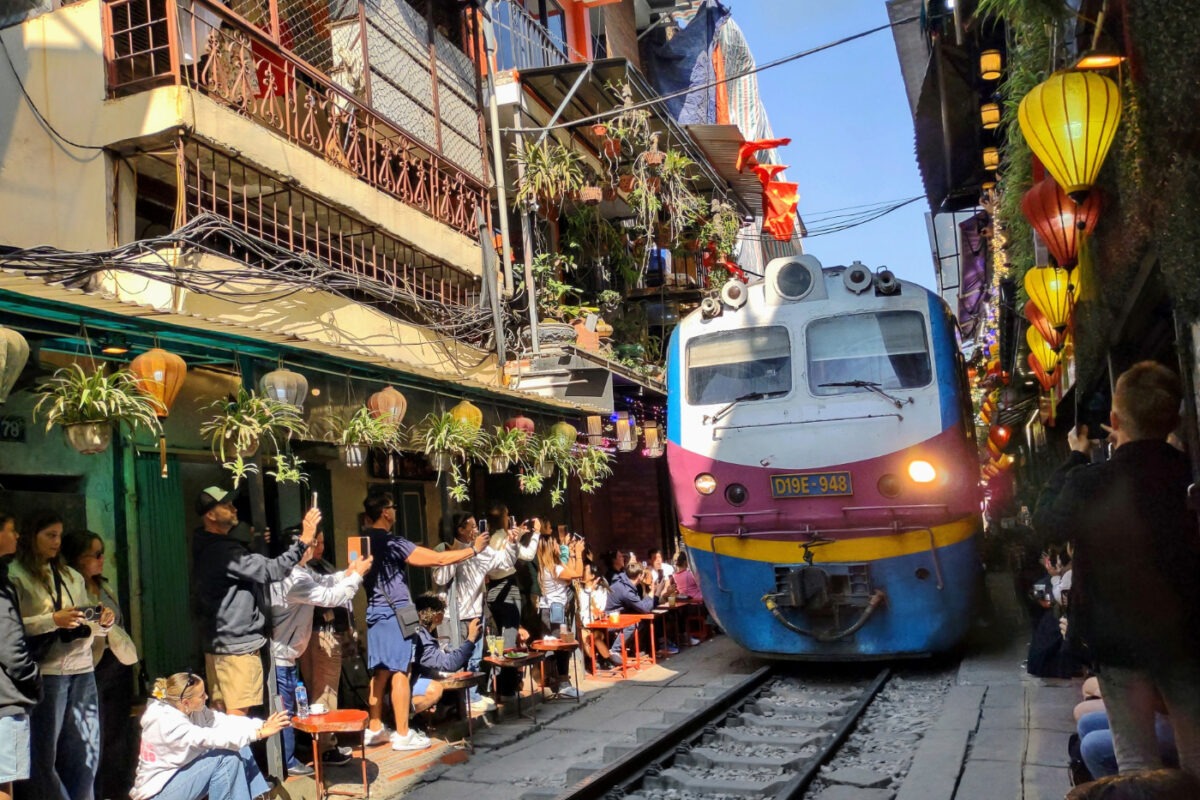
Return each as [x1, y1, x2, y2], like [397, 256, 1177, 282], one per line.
[730, 2, 936, 291]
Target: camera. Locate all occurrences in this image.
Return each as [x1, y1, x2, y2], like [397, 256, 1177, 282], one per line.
[81, 605, 104, 622]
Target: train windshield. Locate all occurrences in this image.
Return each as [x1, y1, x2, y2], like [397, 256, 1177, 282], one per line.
[807, 311, 931, 395]
[686, 326, 792, 405]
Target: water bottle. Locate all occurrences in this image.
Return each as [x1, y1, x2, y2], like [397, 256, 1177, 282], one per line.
[295, 681, 309, 719]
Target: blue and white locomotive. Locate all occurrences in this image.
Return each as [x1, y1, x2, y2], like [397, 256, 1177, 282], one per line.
[666, 255, 982, 659]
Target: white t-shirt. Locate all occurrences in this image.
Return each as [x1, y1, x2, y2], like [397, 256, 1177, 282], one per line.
[539, 564, 571, 608]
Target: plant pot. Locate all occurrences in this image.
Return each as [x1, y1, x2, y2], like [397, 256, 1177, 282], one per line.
[63, 422, 111, 455]
[579, 186, 603, 206]
[537, 460, 555, 479]
[618, 173, 636, 193]
[429, 450, 454, 472]
[603, 138, 622, 159]
[591, 123, 609, 138]
[488, 454, 511, 474]
[643, 176, 661, 192]
[340, 444, 367, 468]
[643, 149, 665, 167]
[603, 186, 617, 202]
[237, 437, 260, 459]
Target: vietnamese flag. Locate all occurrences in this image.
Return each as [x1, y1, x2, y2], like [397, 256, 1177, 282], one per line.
[763, 180, 799, 241]
[750, 163, 787, 186]
[736, 137, 791, 172]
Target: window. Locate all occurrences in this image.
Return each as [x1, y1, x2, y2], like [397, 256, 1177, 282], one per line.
[807, 311, 932, 395]
[686, 327, 791, 405]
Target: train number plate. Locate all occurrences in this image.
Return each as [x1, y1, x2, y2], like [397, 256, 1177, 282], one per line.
[771, 471, 853, 498]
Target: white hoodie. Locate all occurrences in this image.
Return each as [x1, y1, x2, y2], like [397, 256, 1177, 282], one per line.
[268, 563, 363, 666]
[130, 700, 261, 799]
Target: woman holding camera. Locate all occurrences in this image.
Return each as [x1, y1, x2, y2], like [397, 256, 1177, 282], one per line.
[10, 511, 112, 800]
[535, 534, 582, 698]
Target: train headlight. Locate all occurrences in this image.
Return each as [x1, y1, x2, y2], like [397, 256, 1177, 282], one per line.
[907, 460, 937, 483]
[725, 483, 748, 505]
[694, 473, 717, 495]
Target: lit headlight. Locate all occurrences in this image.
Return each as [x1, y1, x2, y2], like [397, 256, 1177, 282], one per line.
[694, 473, 717, 495]
[908, 460, 937, 483]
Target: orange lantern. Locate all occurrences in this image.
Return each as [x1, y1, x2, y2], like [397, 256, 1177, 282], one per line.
[1028, 352, 1060, 392]
[1021, 178, 1101, 269]
[368, 386, 407, 425]
[505, 414, 535, 435]
[129, 347, 187, 477]
[1026, 326, 1062, 376]
[1025, 266, 1076, 333]
[1024, 300, 1065, 353]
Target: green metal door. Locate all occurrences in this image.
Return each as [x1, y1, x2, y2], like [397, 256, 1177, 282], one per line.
[135, 454, 194, 679]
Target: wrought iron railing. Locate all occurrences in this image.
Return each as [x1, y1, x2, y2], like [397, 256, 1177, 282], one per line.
[104, 0, 487, 239]
[490, 0, 573, 71]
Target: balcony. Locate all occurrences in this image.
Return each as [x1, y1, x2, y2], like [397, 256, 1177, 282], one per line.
[489, 0, 576, 72]
[104, 0, 488, 238]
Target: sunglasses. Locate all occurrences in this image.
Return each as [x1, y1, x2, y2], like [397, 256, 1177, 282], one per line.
[179, 672, 201, 701]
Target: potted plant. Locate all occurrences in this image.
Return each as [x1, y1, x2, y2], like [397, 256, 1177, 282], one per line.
[411, 411, 482, 502]
[512, 139, 584, 216]
[481, 425, 529, 474]
[701, 199, 742, 260]
[325, 406, 402, 468]
[642, 133, 665, 167]
[575, 445, 614, 493]
[34, 363, 162, 455]
[200, 387, 308, 486]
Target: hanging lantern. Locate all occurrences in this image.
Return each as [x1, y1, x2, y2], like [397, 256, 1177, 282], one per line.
[996, 454, 1016, 471]
[1026, 326, 1062, 376]
[449, 399, 482, 430]
[979, 49, 1002, 80]
[1028, 353, 1060, 392]
[1018, 70, 1122, 201]
[643, 420, 664, 458]
[368, 386, 407, 425]
[982, 147, 1000, 171]
[585, 415, 603, 446]
[987, 425, 1011, 459]
[614, 412, 637, 452]
[0, 326, 30, 405]
[1020, 178, 1101, 268]
[1025, 266, 1075, 333]
[129, 347, 187, 478]
[980, 101, 1001, 130]
[259, 367, 308, 411]
[505, 414, 535, 435]
[1023, 301, 1065, 353]
[549, 420, 577, 443]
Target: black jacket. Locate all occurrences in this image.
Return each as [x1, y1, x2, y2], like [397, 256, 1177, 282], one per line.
[192, 528, 305, 654]
[412, 624, 474, 677]
[0, 558, 41, 716]
[1034, 440, 1200, 667]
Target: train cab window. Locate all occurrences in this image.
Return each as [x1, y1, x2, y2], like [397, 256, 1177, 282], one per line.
[807, 311, 931, 396]
[686, 326, 791, 405]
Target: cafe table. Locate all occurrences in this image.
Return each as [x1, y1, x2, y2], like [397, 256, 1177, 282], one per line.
[435, 670, 486, 750]
[582, 614, 641, 679]
[290, 709, 368, 800]
[482, 651, 545, 722]
[530, 638, 582, 703]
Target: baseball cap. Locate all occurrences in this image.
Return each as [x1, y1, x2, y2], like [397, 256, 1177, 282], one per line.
[196, 485, 239, 516]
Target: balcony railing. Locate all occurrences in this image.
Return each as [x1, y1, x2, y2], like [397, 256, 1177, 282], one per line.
[490, 0, 574, 72]
[104, 0, 487, 239]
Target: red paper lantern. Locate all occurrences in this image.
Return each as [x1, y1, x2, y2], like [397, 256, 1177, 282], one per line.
[505, 414, 535, 434]
[1024, 301, 1065, 353]
[988, 425, 1011, 457]
[1028, 353, 1060, 392]
[1021, 178, 1101, 269]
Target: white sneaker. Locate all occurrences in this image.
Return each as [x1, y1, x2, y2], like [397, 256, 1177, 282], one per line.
[363, 725, 393, 746]
[556, 685, 581, 699]
[469, 698, 495, 715]
[391, 729, 432, 751]
[689, 636, 702, 646]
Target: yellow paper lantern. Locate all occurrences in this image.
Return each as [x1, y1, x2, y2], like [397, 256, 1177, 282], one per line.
[982, 147, 1000, 171]
[979, 49, 1002, 81]
[0, 326, 30, 405]
[129, 347, 187, 478]
[1024, 266, 1075, 333]
[1018, 71, 1122, 200]
[1026, 325, 1061, 376]
[549, 421, 577, 443]
[980, 101, 1001, 130]
[449, 399, 482, 430]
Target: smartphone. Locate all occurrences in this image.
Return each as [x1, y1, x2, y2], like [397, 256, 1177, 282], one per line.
[348, 536, 370, 563]
[311, 491, 319, 510]
[478, 518, 488, 534]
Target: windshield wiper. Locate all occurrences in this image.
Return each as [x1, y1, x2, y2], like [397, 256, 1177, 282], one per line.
[818, 380, 912, 409]
[704, 391, 787, 424]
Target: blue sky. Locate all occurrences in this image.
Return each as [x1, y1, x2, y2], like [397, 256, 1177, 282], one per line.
[731, 2, 936, 290]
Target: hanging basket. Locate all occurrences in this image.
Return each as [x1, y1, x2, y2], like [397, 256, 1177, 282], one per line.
[537, 460, 555, 478]
[643, 149, 665, 167]
[429, 450, 454, 472]
[618, 173, 636, 193]
[579, 186, 604, 206]
[591, 123, 609, 138]
[340, 444, 367, 468]
[488, 454, 511, 474]
[603, 138, 622, 159]
[63, 422, 112, 455]
[237, 437, 260, 459]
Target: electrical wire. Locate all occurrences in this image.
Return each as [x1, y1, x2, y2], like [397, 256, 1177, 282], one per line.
[0, 36, 105, 152]
[503, 14, 921, 134]
[738, 195, 923, 241]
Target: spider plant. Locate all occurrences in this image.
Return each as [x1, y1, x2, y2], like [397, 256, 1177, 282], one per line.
[482, 425, 530, 474]
[512, 139, 584, 211]
[200, 387, 308, 486]
[411, 411, 483, 502]
[575, 445, 614, 494]
[34, 363, 162, 454]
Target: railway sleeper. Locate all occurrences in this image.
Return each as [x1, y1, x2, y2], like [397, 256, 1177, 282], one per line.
[731, 711, 840, 732]
[706, 726, 826, 748]
[677, 745, 814, 772]
[643, 766, 793, 798]
[748, 698, 857, 716]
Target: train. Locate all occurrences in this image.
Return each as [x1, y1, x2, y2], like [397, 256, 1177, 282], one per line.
[665, 255, 982, 659]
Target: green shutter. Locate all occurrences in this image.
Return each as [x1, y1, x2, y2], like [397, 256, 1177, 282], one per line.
[135, 454, 194, 679]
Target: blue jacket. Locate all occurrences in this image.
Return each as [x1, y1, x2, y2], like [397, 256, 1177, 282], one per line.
[605, 572, 654, 614]
[413, 624, 475, 677]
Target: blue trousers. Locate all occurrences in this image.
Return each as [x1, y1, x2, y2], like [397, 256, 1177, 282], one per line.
[458, 618, 484, 702]
[153, 747, 268, 800]
[1078, 710, 1177, 779]
[28, 672, 99, 800]
[275, 665, 302, 768]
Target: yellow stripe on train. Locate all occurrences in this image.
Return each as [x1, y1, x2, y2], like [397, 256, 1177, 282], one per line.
[679, 516, 979, 564]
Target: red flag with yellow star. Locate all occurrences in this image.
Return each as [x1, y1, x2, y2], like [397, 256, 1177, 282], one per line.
[763, 180, 799, 241]
[736, 137, 791, 172]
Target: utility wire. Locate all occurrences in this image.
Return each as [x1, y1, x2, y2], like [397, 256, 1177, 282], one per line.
[503, 14, 920, 134]
[0, 36, 105, 151]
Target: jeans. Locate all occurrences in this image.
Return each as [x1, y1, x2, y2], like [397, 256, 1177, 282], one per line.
[487, 577, 522, 695]
[28, 672, 99, 800]
[153, 747, 268, 800]
[94, 649, 135, 799]
[458, 618, 484, 701]
[1100, 662, 1200, 775]
[1077, 709, 1178, 779]
[275, 665, 301, 768]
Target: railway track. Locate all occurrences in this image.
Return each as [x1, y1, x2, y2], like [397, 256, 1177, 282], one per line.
[551, 667, 892, 800]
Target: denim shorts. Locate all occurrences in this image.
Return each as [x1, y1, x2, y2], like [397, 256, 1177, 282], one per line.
[0, 713, 31, 782]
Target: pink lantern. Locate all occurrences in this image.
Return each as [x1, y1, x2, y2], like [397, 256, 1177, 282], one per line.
[505, 414, 535, 434]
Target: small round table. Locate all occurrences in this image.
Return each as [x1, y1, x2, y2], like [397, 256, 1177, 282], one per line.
[436, 671, 486, 749]
[291, 709, 368, 800]
[483, 652, 545, 722]
[529, 639, 581, 703]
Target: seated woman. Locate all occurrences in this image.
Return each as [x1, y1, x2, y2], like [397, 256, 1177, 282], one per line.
[671, 551, 703, 602]
[130, 672, 289, 800]
[574, 561, 613, 672]
[412, 593, 483, 718]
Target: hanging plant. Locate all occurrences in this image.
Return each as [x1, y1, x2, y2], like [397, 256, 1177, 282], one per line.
[324, 406, 403, 468]
[511, 139, 584, 214]
[34, 363, 162, 455]
[199, 387, 308, 486]
[641, 133, 665, 167]
[659, 150, 705, 244]
[530, 253, 586, 322]
[481, 425, 530, 474]
[575, 445, 614, 493]
[411, 411, 483, 503]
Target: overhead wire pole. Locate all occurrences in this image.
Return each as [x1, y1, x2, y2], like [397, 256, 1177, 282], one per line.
[513, 111, 540, 355]
[478, 1, 515, 297]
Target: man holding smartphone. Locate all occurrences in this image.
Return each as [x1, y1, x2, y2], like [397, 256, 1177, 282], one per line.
[360, 490, 488, 752]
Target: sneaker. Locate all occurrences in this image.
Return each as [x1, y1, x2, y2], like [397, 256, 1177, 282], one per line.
[286, 760, 315, 777]
[556, 685, 581, 699]
[662, 642, 680, 655]
[363, 725, 393, 747]
[321, 747, 353, 765]
[391, 729, 432, 752]
[688, 636, 702, 646]
[469, 698, 494, 715]
[608, 651, 623, 667]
